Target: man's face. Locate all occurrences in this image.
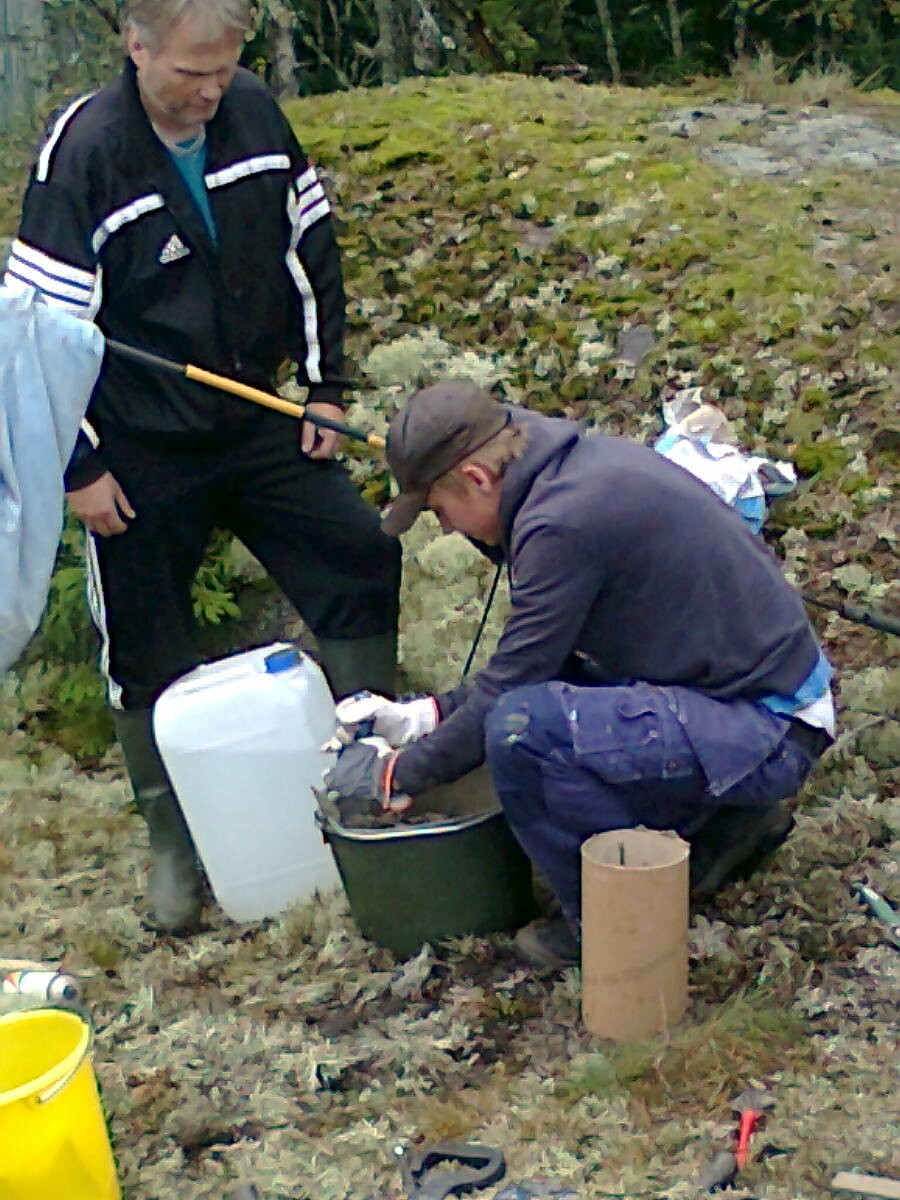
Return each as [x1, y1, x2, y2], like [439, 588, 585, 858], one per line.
[128, 14, 243, 137]
[427, 469, 503, 546]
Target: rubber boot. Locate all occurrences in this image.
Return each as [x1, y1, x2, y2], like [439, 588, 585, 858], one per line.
[513, 916, 581, 971]
[689, 799, 795, 902]
[317, 631, 397, 700]
[113, 708, 204, 935]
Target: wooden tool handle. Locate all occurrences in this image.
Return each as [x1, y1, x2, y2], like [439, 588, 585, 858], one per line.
[831, 1173, 900, 1199]
[184, 365, 385, 448]
[186, 365, 308, 416]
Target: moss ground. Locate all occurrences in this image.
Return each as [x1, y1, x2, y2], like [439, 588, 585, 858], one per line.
[1, 74, 898, 1199]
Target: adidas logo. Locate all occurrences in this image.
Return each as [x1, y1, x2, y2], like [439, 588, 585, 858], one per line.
[158, 233, 190, 265]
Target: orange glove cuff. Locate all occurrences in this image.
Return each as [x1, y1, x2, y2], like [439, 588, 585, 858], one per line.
[381, 751, 400, 808]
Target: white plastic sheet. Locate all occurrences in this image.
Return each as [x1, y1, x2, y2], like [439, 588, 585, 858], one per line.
[0, 287, 103, 672]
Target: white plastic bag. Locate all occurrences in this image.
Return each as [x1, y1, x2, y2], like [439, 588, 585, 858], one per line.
[0, 287, 103, 672]
[654, 388, 796, 532]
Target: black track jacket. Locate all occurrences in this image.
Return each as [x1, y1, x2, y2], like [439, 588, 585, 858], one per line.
[5, 61, 346, 489]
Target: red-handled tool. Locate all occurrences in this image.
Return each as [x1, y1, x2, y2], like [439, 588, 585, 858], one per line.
[732, 1088, 775, 1170]
[694, 1087, 776, 1190]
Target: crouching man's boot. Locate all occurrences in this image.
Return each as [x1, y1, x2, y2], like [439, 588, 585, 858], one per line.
[317, 631, 397, 700]
[513, 916, 581, 971]
[688, 799, 795, 902]
[113, 708, 204, 935]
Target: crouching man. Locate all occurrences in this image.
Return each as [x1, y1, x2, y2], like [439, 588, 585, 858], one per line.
[326, 382, 834, 968]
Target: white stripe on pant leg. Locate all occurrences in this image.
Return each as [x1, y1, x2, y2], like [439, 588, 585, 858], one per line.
[85, 532, 123, 709]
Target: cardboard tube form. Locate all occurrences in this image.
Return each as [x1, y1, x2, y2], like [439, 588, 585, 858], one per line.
[581, 828, 690, 1041]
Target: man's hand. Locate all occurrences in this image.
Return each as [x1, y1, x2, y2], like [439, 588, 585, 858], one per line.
[302, 402, 345, 459]
[66, 472, 136, 537]
[335, 691, 439, 747]
[322, 736, 411, 815]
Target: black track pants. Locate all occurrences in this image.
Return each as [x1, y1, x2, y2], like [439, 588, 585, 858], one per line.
[85, 418, 401, 709]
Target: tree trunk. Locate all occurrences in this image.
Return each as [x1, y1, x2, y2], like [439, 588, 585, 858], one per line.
[412, 0, 441, 74]
[593, 0, 621, 85]
[434, 0, 506, 71]
[374, 0, 415, 83]
[665, 0, 683, 62]
[734, 13, 746, 57]
[268, 2, 300, 99]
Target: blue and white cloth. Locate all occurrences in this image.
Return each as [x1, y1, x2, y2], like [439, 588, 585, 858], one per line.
[655, 388, 797, 533]
[0, 285, 103, 672]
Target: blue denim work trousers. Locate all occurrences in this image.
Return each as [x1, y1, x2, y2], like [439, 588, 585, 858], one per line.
[484, 681, 819, 927]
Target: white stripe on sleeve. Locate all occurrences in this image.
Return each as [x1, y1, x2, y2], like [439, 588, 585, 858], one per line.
[36, 93, 97, 182]
[293, 180, 326, 211]
[2, 270, 92, 316]
[292, 197, 331, 241]
[80, 418, 100, 448]
[294, 167, 318, 193]
[5, 242, 96, 307]
[10, 239, 95, 291]
[296, 177, 323, 203]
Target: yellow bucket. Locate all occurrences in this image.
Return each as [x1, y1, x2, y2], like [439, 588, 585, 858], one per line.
[0, 1008, 121, 1200]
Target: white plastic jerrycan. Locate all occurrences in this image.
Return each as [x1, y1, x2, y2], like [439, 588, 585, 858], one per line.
[153, 642, 339, 922]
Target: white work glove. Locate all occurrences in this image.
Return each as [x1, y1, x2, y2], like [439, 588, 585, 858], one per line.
[335, 691, 439, 747]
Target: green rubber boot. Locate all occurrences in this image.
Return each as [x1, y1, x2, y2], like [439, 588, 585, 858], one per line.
[316, 631, 397, 700]
[113, 709, 204, 935]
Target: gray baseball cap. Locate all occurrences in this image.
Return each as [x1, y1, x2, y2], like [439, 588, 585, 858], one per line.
[381, 381, 510, 536]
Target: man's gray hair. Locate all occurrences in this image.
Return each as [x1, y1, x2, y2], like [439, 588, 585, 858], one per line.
[123, 0, 253, 51]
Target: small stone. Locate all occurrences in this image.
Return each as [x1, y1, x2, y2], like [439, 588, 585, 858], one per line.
[584, 155, 618, 174]
[613, 323, 656, 367]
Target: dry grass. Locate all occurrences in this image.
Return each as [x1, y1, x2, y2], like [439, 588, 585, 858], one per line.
[558, 989, 813, 1116]
[0, 721, 897, 1198]
[731, 49, 855, 106]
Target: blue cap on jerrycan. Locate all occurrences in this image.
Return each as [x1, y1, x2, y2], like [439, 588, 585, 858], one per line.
[264, 646, 300, 673]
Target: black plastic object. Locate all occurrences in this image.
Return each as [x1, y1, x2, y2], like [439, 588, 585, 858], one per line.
[402, 1142, 506, 1199]
[802, 591, 900, 637]
[320, 768, 536, 958]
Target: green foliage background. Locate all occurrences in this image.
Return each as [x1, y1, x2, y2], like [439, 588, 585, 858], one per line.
[256, 0, 900, 92]
[6, 1, 899, 100]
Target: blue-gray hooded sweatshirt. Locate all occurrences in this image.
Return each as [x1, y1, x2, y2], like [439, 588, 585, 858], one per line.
[392, 409, 820, 797]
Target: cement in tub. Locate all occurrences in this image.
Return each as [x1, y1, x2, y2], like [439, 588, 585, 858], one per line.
[318, 766, 536, 958]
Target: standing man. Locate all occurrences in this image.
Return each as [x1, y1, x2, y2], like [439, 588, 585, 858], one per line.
[5, 0, 400, 934]
[327, 382, 834, 969]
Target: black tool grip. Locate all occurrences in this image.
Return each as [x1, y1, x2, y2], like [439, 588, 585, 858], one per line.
[402, 1141, 506, 1198]
[840, 602, 900, 637]
[802, 592, 900, 637]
